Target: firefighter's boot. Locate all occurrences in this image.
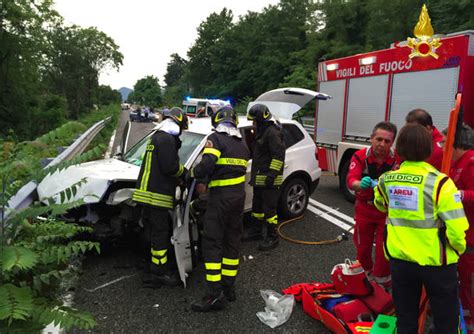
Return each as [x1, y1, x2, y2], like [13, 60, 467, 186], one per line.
[143, 265, 180, 288]
[191, 290, 226, 312]
[223, 285, 236, 302]
[242, 218, 263, 242]
[258, 223, 279, 251]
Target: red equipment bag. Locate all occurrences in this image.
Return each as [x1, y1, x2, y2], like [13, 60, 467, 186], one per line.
[331, 259, 372, 296]
[332, 299, 373, 324]
[282, 282, 335, 302]
[359, 281, 395, 315]
[301, 287, 349, 334]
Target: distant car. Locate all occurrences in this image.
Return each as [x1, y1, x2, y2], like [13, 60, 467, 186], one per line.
[37, 87, 330, 285]
[129, 109, 156, 122]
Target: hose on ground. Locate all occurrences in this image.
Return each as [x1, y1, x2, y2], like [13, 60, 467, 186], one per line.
[277, 215, 354, 245]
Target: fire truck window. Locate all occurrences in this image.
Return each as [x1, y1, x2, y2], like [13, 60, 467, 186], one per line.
[241, 127, 256, 157]
[282, 124, 304, 148]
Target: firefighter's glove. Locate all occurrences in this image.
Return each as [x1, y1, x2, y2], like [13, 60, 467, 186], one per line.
[360, 176, 372, 189]
[265, 175, 275, 187]
[184, 168, 194, 187]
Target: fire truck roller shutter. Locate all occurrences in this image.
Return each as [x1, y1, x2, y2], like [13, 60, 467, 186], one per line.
[316, 80, 346, 147]
[389, 67, 460, 131]
[345, 75, 389, 139]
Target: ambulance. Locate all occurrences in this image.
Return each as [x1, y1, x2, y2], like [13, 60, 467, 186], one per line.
[314, 8, 473, 202]
[181, 97, 231, 118]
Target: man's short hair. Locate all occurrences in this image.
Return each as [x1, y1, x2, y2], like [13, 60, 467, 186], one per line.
[405, 109, 434, 127]
[443, 123, 474, 150]
[372, 121, 397, 138]
[396, 124, 432, 161]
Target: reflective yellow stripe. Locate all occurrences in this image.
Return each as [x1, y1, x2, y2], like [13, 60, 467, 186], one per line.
[222, 258, 239, 266]
[132, 194, 174, 208]
[271, 159, 283, 165]
[252, 212, 264, 219]
[208, 175, 245, 188]
[174, 163, 184, 177]
[203, 147, 221, 158]
[151, 249, 167, 256]
[134, 190, 173, 202]
[206, 274, 221, 282]
[216, 158, 248, 167]
[222, 269, 237, 277]
[151, 256, 167, 265]
[140, 150, 153, 190]
[205, 262, 221, 270]
[267, 215, 278, 224]
[270, 159, 283, 170]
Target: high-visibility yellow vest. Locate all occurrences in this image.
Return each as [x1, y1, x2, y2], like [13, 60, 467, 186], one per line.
[374, 161, 468, 266]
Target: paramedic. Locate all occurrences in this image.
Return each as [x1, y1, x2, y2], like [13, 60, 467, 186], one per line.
[189, 106, 249, 312]
[133, 107, 188, 288]
[374, 123, 468, 334]
[347, 121, 397, 286]
[405, 108, 444, 170]
[443, 124, 474, 333]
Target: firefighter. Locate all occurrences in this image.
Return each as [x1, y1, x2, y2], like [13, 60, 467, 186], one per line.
[347, 121, 397, 286]
[246, 103, 285, 251]
[374, 123, 468, 334]
[133, 107, 188, 288]
[405, 108, 444, 170]
[190, 106, 249, 312]
[443, 124, 474, 333]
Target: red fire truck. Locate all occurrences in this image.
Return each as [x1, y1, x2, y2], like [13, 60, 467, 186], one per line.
[315, 30, 474, 202]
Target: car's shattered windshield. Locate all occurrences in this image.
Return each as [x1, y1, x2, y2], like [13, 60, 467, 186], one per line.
[123, 131, 205, 167]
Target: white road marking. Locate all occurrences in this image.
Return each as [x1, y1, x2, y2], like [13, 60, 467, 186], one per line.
[309, 198, 355, 225]
[306, 203, 354, 234]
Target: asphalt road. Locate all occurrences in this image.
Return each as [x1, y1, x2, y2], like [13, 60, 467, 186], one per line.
[72, 112, 358, 333]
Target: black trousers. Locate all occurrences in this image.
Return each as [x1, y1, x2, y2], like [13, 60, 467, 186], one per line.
[252, 187, 280, 224]
[202, 184, 245, 293]
[142, 205, 172, 274]
[390, 259, 460, 334]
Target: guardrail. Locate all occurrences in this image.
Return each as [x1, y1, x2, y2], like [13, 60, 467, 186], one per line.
[4, 116, 112, 220]
[299, 116, 314, 136]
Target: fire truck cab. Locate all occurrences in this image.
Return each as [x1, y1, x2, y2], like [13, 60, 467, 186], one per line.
[182, 97, 231, 118]
[315, 30, 474, 202]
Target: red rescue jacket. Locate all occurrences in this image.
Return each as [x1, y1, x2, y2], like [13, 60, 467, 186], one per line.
[450, 150, 474, 247]
[426, 127, 444, 170]
[347, 148, 397, 221]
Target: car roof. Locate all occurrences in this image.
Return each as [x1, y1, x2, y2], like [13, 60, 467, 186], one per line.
[184, 116, 296, 135]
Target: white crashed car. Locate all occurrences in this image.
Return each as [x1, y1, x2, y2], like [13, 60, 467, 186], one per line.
[37, 87, 330, 285]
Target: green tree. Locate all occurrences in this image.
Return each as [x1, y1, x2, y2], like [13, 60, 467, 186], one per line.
[95, 85, 121, 105]
[128, 76, 162, 107]
[0, 0, 61, 140]
[187, 8, 234, 95]
[44, 25, 123, 119]
[164, 53, 187, 87]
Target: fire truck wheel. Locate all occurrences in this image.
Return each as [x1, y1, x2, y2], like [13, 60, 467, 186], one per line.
[278, 177, 309, 219]
[340, 159, 356, 203]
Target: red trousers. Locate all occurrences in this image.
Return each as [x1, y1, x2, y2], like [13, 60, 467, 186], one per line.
[459, 252, 474, 334]
[353, 212, 390, 279]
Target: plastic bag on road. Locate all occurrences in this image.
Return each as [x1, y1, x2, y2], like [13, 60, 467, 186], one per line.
[256, 289, 295, 328]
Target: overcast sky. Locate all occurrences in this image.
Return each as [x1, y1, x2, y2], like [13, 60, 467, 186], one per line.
[53, 0, 280, 90]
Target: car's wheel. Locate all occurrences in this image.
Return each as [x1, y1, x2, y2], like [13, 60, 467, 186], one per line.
[340, 159, 356, 203]
[278, 178, 309, 219]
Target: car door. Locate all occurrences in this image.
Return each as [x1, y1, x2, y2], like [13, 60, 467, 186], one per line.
[247, 87, 331, 120]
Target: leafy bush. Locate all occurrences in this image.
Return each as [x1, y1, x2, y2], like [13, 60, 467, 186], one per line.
[0, 104, 121, 332]
[0, 177, 99, 331]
